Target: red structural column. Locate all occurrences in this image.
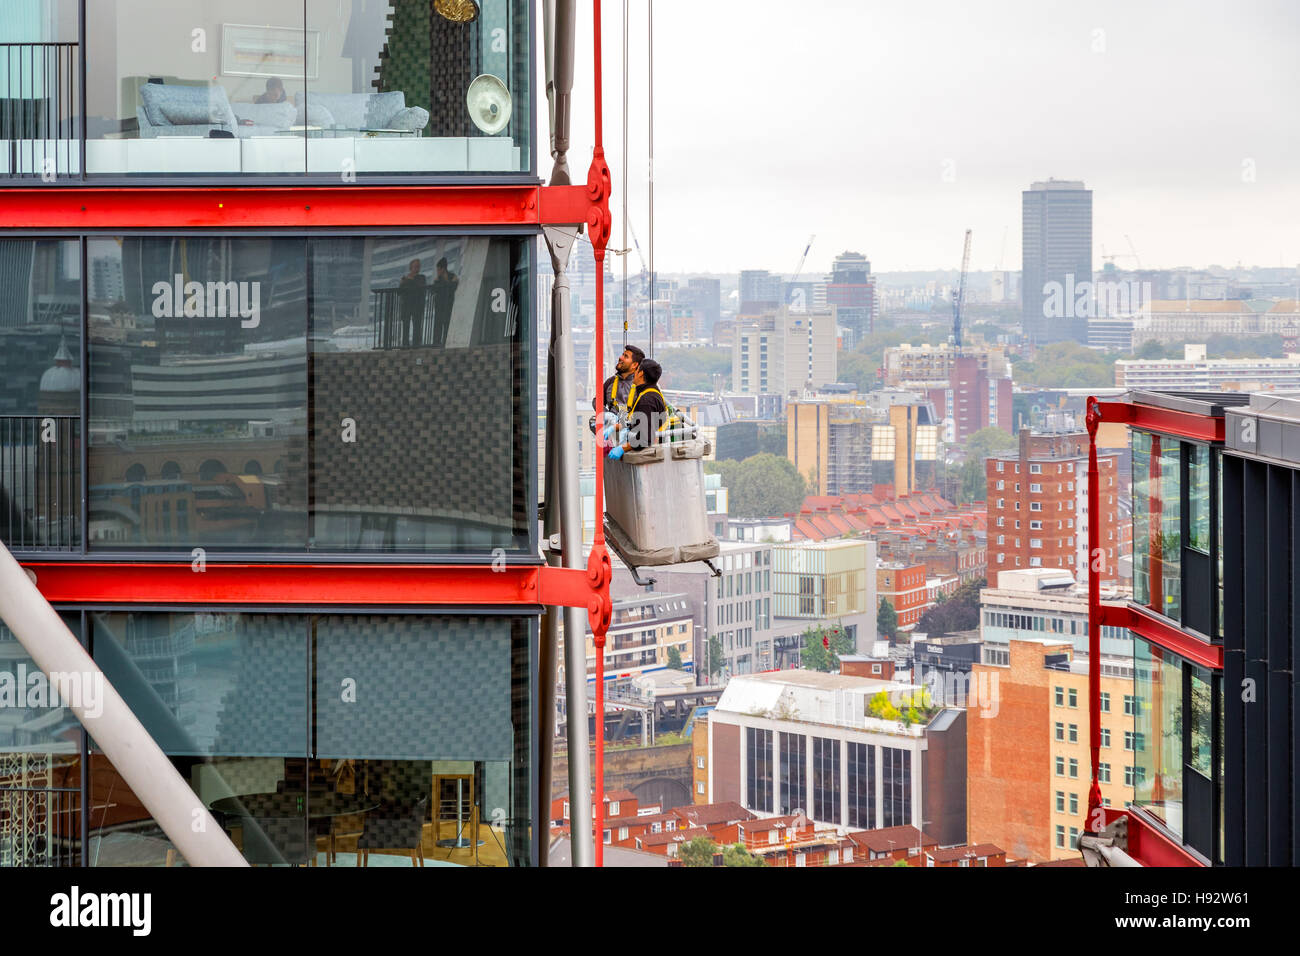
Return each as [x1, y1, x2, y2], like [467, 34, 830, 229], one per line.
[585, 0, 614, 868]
[1085, 397, 1104, 827]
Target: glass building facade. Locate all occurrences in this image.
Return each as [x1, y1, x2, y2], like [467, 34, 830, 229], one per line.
[1, 0, 541, 868]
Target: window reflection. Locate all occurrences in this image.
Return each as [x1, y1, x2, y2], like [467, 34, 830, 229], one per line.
[1132, 432, 1182, 621]
[1133, 638, 1182, 837]
[85, 611, 531, 867]
[87, 236, 310, 550]
[0, 239, 81, 550]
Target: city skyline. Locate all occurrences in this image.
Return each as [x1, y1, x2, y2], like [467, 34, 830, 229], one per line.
[545, 0, 1300, 275]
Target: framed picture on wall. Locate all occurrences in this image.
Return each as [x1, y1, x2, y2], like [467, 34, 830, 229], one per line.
[222, 24, 320, 79]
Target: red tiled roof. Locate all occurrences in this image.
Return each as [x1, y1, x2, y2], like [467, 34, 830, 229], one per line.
[671, 802, 756, 828]
[847, 826, 939, 853]
[639, 826, 708, 847]
[929, 843, 1005, 863]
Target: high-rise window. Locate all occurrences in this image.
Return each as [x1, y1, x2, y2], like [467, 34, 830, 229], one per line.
[86, 233, 533, 555]
[812, 737, 840, 824]
[847, 741, 874, 829]
[746, 727, 773, 814]
[882, 746, 911, 827]
[779, 732, 805, 816]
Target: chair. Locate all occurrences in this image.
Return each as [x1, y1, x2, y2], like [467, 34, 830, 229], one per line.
[137, 83, 239, 138]
[237, 816, 313, 867]
[355, 795, 429, 867]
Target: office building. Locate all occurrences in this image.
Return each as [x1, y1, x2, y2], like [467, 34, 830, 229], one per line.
[1080, 389, 1300, 866]
[1114, 344, 1300, 391]
[708, 669, 968, 846]
[1022, 179, 1092, 345]
[967, 637, 1136, 862]
[733, 307, 838, 399]
[738, 270, 782, 316]
[824, 251, 876, 337]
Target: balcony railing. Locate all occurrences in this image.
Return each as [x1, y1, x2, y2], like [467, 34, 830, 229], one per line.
[1, 42, 80, 179]
[371, 286, 448, 350]
[0, 787, 81, 867]
[0, 415, 80, 551]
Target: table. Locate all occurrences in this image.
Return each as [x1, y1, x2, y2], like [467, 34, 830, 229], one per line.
[210, 792, 378, 820]
[274, 126, 416, 139]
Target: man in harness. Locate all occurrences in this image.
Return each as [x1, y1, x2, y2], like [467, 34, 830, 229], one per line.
[594, 344, 645, 417]
[608, 359, 668, 459]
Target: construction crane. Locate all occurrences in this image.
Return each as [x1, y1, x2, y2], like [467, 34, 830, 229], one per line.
[951, 228, 971, 348]
[791, 233, 816, 282]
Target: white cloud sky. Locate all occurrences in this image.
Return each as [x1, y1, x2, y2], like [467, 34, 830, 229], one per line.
[541, 0, 1300, 274]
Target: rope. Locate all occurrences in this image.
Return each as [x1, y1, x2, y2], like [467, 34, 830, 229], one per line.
[647, 0, 655, 358]
[621, 0, 629, 348]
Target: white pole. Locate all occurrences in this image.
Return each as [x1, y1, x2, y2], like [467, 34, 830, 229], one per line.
[0, 544, 247, 866]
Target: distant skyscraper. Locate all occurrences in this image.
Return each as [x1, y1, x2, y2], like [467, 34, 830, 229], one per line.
[824, 251, 876, 337]
[1022, 179, 1092, 344]
[738, 269, 782, 315]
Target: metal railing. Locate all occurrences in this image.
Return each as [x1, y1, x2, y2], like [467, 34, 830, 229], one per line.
[0, 416, 80, 551]
[0, 787, 80, 867]
[1, 42, 80, 179]
[371, 286, 447, 349]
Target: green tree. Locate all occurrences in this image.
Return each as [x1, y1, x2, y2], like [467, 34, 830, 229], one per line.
[964, 426, 1017, 460]
[917, 577, 986, 636]
[721, 842, 767, 867]
[958, 457, 986, 502]
[666, 645, 683, 670]
[653, 347, 732, 392]
[707, 635, 725, 680]
[706, 453, 809, 519]
[678, 836, 719, 867]
[800, 623, 855, 672]
[1134, 338, 1168, 359]
[878, 597, 898, 641]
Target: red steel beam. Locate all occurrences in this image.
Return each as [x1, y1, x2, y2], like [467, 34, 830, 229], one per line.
[1098, 601, 1224, 670]
[19, 561, 596, 610]
[1095, 399, 1224, 443]
[0, 184, 594, 229]
[1093, 806, 1209, 867]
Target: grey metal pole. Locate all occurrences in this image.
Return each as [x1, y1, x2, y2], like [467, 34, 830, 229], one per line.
[544, 226, 594, 867]
[0, 544, 247, 866]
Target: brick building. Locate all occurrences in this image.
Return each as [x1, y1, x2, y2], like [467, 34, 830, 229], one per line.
[966, 638, 1136, 862]
[876, 562, 929, 631]
[985, 429, 1119, 584]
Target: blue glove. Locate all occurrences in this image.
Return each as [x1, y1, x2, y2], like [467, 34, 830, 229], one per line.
[602, 422, 618, 443]
[608, 445, 625, 461]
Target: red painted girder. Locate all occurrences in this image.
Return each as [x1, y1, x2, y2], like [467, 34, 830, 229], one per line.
[0, 184, 594, 229]
[1095, 400, 1224, 443]
[1099, 600, 1224, 670]
[1094, 806, 1209, 867]
[20, 561, 597, 609]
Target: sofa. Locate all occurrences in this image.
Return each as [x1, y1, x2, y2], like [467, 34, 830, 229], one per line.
[137, 83, 295, 138]
[292, 90, 429, 135]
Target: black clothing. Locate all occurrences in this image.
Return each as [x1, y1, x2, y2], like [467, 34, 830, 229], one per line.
[431, 273, 457, 346]
[399, 272, 427, 347]
[626, 388, 666, 449]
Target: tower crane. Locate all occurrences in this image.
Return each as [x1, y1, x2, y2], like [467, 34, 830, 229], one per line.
[791, 234, 816, 282]
[952, 229, 971, 348]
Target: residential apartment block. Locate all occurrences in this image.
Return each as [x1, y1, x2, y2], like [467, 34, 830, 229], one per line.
[985, 429, 1119, 584]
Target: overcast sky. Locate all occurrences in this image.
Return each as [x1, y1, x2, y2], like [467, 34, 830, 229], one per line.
[542, 0, 1300, 276]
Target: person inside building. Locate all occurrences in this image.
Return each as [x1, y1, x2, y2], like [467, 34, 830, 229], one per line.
[255, 77, 287, 104]
[609, 358, 667, 459]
